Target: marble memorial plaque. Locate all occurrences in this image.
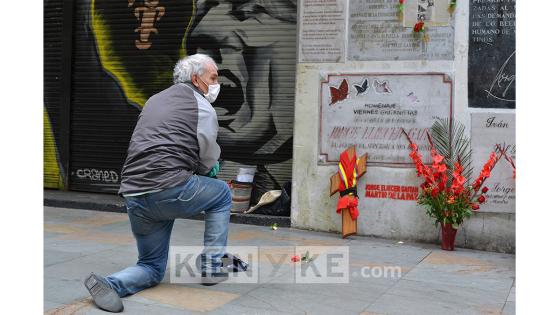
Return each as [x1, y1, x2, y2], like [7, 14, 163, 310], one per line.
[471, 113, 515, 213]
[320, 73, 452, 165]
[298, 0, 346, 63]
[468, 0, 516, 108]
[348, 0, 454, 61]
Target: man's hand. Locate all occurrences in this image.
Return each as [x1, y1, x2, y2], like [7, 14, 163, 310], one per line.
[206, 161, 221, 178]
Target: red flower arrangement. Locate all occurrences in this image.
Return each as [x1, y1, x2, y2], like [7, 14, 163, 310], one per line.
[402, 118, 502, 230]
[413, 21, 425, 33]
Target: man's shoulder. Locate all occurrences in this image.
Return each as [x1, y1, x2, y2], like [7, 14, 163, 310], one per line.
[147, 84, 196, 105]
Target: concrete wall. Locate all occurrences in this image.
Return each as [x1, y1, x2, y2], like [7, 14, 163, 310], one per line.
[291, 1, 515, 253]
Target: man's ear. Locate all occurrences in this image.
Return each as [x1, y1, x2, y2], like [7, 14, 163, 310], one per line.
[191, 74, 199, 87]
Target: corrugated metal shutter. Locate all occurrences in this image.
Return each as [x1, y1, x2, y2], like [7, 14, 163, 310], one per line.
[44, 0, 64, 189]
[187, 2, 297, 203]
[69, 0, 296, 198]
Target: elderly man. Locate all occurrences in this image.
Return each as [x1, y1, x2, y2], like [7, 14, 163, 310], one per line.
[83, 54, 231, 313]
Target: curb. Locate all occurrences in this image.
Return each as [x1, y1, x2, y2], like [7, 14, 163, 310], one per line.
[44, 190, 291, 228]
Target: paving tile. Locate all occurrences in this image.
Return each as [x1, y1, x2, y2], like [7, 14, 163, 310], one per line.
[44, 300, 64, 313]
[44, 277, 89, 305]
[275, 281, 390, 304]
[502, 301, 515, 315]
[227, 226, 350, 247]
[136, 283, 240, 312]
[44, 249, 86, 267]
[226, 293, 292, 312]
[44, 298, 92, 315]
[210, 298, 304, 315]
[404, 251, 515, 296]
[45, 297, 203, 315]
[244, 284, 372, 315]
[507, 285, 515, 302]
[44, 236, 122, 256]
[75, 246, 139, 269]
[422, 250, 515, 269]
[348, 243, 432, 266]
[365, 279, 506, 315]
[45, 257, 129, 282]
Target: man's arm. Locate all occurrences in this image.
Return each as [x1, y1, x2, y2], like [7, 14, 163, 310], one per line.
[196, 103, 221, 175]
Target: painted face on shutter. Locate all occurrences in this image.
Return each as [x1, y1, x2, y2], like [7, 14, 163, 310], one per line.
[90, 0, 296, 165]
[188, 0, 297, 164]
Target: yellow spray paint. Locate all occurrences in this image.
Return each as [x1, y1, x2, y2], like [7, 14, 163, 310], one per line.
[180, 0, 197, 59]
[91, 0, 147, 107]
[44, 108, 64, 189]
[91, 0, 196, 107]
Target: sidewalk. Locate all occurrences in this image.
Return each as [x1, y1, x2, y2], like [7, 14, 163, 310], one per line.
[44, 206, 515, 315]
[44, 189, 290, 227]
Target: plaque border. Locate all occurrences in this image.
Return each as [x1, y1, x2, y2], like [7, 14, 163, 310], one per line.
[318, 72, 454, 167]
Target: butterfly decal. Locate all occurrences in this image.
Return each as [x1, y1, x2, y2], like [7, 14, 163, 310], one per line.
[407, 92, 419, 104]
[374, 80, 392, 94]
[353, 79, 369, 96]
[330, 79, 349, 105]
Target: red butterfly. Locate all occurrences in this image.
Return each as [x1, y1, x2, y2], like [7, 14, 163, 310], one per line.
[330, 79, 349, 105]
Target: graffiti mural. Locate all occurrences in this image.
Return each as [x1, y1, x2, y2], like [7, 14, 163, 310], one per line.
[44, 0, 64, 189]
[44, 108, 64, 189]
[45, 0, 297, 198]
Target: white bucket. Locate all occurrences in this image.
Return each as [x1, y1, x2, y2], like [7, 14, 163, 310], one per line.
[237, 166, 256, 183]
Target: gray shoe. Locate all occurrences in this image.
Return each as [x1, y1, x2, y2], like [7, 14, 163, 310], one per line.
[84, 273, 124, 312]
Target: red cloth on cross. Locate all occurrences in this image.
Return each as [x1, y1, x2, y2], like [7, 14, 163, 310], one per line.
[336, 195, 359, 220]
[336, 150, 359, 220]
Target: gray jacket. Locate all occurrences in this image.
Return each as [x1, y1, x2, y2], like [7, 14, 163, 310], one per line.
[118, 83, 220, 195]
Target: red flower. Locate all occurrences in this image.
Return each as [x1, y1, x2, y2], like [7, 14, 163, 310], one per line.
[478, 195, 486, 203]
[436, 164, 447, 173]
[291, 255, 300, 262]
[447, 196, 455, 204]
[399, 0, 405, 4]
[473, 179, 482, 190]
[414, 21, 425, 33]
[453, 162, 463, 174]
[431, 151, 444, 164]
[482, 186, 489, 193]
[430, 190, 437, 198]
[410, 143, 418, 151]
[454, 175, 466, 186]
[471, 204, 480, 211]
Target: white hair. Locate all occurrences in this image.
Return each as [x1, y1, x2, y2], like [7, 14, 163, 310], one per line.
[173, 54, 218, 84]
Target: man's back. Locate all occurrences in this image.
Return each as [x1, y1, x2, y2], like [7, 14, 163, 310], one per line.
[118, 83, 219, 195]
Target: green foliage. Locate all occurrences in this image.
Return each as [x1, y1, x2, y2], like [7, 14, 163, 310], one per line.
[431, 117, 474, 184]
[418, 190, 474, 228]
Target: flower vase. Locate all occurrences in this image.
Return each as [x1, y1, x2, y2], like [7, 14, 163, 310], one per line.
[440, 223, 458, 251]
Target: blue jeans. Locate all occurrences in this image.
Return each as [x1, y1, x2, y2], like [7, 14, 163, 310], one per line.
[105, 175, 231, 297]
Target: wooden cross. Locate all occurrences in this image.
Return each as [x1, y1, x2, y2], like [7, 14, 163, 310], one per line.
[329, 146, 368, 238]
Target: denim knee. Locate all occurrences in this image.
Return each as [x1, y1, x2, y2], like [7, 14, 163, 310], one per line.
[220, 181, 232, 202]
[151, 265, 167, 284]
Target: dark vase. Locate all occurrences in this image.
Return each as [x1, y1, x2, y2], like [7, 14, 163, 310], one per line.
[440, 222, 458, 251]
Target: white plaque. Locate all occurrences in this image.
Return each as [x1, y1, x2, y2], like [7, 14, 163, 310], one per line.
[348, 0, 454, 60]
[471, 113, 516, 213]
[320, 73, 452, 165]
[298, 0, 346, 63]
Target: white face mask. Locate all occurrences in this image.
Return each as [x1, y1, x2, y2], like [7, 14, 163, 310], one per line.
[199, 78, 220, 103]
